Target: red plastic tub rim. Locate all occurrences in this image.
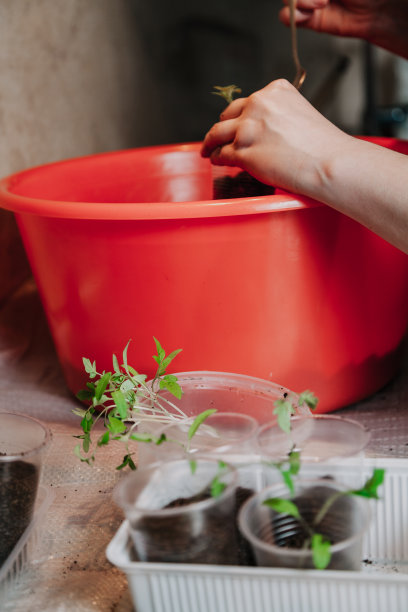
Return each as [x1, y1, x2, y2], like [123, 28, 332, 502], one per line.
[0, 142, 320, 221]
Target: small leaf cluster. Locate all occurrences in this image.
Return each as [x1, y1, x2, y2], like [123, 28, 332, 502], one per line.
[273, 389, 318, 434]
[73, 338, 184, 470]
[212, 85, 242, 104]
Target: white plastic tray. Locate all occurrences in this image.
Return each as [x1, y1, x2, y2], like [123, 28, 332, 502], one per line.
[0, 485, 54, 601]
[107, 458, 408, 612]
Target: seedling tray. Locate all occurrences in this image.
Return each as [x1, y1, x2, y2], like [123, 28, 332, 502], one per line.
[106, 458, 408, 612]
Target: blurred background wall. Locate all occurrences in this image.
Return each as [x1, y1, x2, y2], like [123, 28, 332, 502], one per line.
[0, 0, 407, 302]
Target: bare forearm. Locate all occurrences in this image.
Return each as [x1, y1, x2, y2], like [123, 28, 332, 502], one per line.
[310, 137, 408, 253]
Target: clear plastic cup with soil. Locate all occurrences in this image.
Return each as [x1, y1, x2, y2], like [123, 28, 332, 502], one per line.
[238, 478, 371, 571]
[114, 459, 246, 565]
[0, 412, 51, 568]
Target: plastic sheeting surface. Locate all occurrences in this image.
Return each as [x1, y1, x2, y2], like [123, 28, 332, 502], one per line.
[0, 279, 408, 611]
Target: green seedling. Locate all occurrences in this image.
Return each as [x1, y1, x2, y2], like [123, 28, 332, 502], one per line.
[73, 337, 189, 469]
[212, 85, 242, 104]
[272, 390, 318, 435]
[264, 467, 385, 569]
[73, 338, 225, 479]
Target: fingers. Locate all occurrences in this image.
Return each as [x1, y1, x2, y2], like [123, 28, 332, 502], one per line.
[210, 142, 239, 167]
[201, 119, 237, 158]
[279, 6, 316, 26]
[220, 97, 246, 121]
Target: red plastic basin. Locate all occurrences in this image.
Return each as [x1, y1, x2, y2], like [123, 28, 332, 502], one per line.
[0, 138, 407, 412]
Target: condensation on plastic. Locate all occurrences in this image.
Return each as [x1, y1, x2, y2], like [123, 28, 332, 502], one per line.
[107, 457, 408, 612]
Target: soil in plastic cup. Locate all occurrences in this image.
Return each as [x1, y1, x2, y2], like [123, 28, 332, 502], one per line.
[0, 412, 51, 567]
[238, 478, 370, 571]
[113, 459, 243, 565]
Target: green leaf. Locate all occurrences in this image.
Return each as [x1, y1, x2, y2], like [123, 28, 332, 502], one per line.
[97, 431, 110, 447]
[159, 377, 183, 399]
[210, 476, 227, 498]
[298, 390, 319, 411]
[153, 337, 165, 363]
[281, 470, 295, 496]
[263, 497, 301, 519]
[155, 433, 167, 445]
[122, 340, 131, 371]
[189, 459, 197, 474]
[107, 413, 126, 434]
[129, 432, 154, 443]
[188, 409, 217, 440]
[112, 389, 128, 419]
[159, 349, 183, 375]
[350, 468, 385, 499]
[112, 353, 120, 374]
[273, 399, 295, 434]
[76, 389, 94, 402]
[82, 358, 97, 378]
[311, 533, 332, 570]
[116, 453, 136, 471]
[80, 413, 93, 434]
[288, 450, 301, 475]
[95, 372, 111, 402]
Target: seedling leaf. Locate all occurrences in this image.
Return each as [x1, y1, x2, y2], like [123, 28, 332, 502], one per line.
[95, 372, 111, 402]
[112, 389, 128, 419]
[116, 454, 136, 471]
[311, 533, 332, 569]
[211, 476, 227, 498]
[263, 497, 301, 520]
[108, 413, 126, 434]
[351, 468, 385, 499]
[298, 390, 319, 411]
[273, 399, 295, 434]
[188, 409, 217, 440]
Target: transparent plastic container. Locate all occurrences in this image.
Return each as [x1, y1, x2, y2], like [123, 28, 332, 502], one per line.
[113, 459, 240, 565]
[238, 478, 370, 571]
[153, 412, 259, 464]
[138, 371, 308, 465]
[0, 412, 51, 571]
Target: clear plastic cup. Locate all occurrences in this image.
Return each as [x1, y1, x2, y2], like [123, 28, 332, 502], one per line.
[153, 411, 259, 464]
[113, 458, 241, 565]
[238, 478, 370, 570]
[137, 371, 308, 465]
[257, 415, 370, 463]
[0, 412, 51, 567]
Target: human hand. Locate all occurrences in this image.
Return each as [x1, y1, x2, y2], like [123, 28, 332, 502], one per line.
[279, 0, 408, 59]
[201, 79, 351, 197]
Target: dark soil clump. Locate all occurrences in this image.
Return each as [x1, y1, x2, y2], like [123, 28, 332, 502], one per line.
[213, 171, 275, 199]
[0, 460, 39, 567]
